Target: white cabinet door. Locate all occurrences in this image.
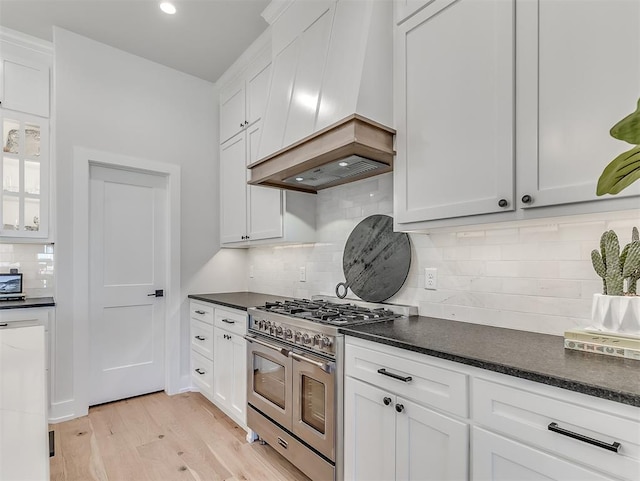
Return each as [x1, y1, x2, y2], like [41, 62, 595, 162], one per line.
[394, 0, 515, 224]
[344, 377, 396, 481]
[220, 80, 246, 145]
[220, 132, 248, 244]
[517, 0, 640, 209]
[473, 427, 614, 481]
[213, 327, 232, 407]
[246, 56, 271, 127]
[395, 397, 468, 481]
[247, 121, 283, 241]
[228, 331, 246, 424]
[0, 57, 49, 118]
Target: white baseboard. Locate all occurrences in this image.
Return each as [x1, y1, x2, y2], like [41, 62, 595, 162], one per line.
[48, 399, 76, 423]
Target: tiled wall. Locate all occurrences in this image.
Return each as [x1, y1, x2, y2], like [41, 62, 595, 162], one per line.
[248, 173, 640, 335]
[0, 243, 54, 297]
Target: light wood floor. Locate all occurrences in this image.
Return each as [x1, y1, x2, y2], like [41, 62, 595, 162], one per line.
[49, 391, 311, 481]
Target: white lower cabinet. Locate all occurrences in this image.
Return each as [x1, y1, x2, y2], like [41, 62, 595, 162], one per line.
[212, 306, 247, 428]
[189, 301, 214, 400]
[190, 301, 248, 429]
[344, 336, 640, 481]
[344, 337, 469, 481]
[473, 428, 614, 481]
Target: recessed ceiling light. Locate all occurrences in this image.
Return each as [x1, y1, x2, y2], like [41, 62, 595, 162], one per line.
[296, 177, 304, 182]
[338, 161, 349, 167]
[160, 2, 177, 15]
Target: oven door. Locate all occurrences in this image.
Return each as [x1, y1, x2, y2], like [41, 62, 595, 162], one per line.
[291, 349, 336, 461]
[245, 335, 293, 430]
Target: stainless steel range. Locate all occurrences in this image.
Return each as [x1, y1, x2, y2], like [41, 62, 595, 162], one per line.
[245, 297, 416, 481]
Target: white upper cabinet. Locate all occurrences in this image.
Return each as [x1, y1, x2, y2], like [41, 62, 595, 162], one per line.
[220, 132, 248, 244]
[1, 56, 49, 118]
[219, 47, 272, 145]
[516, 0, 640, 209]
[394, 0, 515, 224]
[394, 0, 640, 230]
[0, 36, 51, 239]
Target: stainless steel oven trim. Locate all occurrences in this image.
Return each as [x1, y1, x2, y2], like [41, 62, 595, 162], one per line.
[248, 308, 341, 337]
[246, 336, 293, 430]
[292, 350, 336, 461]
[245, 334, 291, 357]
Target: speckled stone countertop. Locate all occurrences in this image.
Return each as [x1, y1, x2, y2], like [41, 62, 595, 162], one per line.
[188, 292, 293, 311]
[341, 316, 640, 407]
[0, 297, 55, 310]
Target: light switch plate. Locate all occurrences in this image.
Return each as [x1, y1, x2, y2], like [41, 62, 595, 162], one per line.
[299, 266, 306, 282]
[249, 265, 254, 278]
[425, 268, 437, 290]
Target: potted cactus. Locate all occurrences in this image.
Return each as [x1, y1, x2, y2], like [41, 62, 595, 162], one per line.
[591, 227, 640, 333]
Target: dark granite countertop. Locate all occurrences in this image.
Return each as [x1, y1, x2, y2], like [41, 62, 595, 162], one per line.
[341, 316, 640, 407]
[188, 292, 293, 311]
[0, 297, 55, 310]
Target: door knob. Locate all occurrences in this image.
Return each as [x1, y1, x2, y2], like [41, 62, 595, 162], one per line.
[147, 289, 164, 297]
[521, 194, 533, 204]
[498, 198, 508, 208]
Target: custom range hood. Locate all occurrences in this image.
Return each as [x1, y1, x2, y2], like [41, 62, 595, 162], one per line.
[248, 0, 394, 194]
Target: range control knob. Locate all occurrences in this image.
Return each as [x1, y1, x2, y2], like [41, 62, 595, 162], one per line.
[295, 331, 302, 342]
[320, 336, 332, 348]
[313, 334, 322, 346]
[302, 334, 311, 345]
[284, 329, 293, 339]
[257, 320, 265, 329]
[276, 326, 283, 336]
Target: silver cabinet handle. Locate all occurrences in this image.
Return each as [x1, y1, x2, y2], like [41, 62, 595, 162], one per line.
[289, 351, 334, 373]
[548, 422, 621, 453]
[194, 310, 206, 315]
[222, 318, 235, 324]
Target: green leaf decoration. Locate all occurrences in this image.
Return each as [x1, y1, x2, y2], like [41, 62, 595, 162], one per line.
[610, 98, 640, 144]
[596, 145, 640, 195]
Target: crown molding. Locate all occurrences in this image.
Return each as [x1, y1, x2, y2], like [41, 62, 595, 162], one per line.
[261, 0, 296, 25]
[0, 26, 53, 55]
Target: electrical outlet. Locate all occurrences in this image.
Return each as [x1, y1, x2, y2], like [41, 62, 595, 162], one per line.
[249, 265, 254, 278]
[299, 266, 306, 282]
[425, 268, 437, 290]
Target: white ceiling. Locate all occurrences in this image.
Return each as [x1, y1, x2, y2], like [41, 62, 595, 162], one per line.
[0, 0, 271, 83]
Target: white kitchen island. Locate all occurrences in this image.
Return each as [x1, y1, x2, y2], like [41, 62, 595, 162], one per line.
[0, 324, 49, 481]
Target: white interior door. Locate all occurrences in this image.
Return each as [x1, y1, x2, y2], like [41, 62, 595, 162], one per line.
[89, 165, 167, 406]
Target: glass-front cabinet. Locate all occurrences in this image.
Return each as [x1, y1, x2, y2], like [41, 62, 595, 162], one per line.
[0, 111, 48, 238]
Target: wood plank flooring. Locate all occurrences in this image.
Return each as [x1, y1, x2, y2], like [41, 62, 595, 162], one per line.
[49, 391, 311, 481]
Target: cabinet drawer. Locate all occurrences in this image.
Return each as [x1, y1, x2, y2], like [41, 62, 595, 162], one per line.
[191, 350, 213, 397]
[345, 341, 468, 417]
[473, 378, 640, 481]
[190, 318, 213, 359]
[190, 301, 214, 324]
[214, 307, 246, 336]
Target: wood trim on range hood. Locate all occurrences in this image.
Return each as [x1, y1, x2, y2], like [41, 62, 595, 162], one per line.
[247, 114, 396, 194]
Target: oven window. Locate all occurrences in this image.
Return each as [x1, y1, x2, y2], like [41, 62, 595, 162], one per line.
[301, 375, 325, 434]
[253, 353, 286, 409]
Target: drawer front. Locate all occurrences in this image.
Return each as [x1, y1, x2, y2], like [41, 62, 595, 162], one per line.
[345, 342, 468, 417]
[473, 378, 640, 480]
[191, 350, 213, 397]
[190, 301, 214, 324]
[214, 307, 246, 336]
[190, 318, 213, 359]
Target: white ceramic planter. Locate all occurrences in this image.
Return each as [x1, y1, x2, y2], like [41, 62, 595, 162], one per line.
[591, 294, 640, 334]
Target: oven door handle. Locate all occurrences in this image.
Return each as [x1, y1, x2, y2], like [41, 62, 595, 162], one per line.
[289, 351, 334, 374]
[244, 335, 291, 357]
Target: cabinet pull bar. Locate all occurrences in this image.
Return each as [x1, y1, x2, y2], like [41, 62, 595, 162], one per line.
[194, 368, 205, 375]
[377, 368, 412, 383]
[194, 335, 205, 341]
[0, 323, 7, 327]
[222, 318, 235, 324]
[547, 422, 621, 453]
[194, 310, 206, 315]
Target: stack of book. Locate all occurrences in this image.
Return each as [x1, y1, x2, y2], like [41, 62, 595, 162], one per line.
[564, 329, 640, 360]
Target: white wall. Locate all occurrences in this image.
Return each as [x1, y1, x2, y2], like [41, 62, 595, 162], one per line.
[248, 173, 640, 336]
[53, 28, 247, 420]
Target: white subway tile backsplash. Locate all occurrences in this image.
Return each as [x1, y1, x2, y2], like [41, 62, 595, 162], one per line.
[247, 173, 639, 336]
[0, 243, 54, 297]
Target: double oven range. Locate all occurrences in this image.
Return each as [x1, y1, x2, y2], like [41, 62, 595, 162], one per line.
[245, 297, 415, 481]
